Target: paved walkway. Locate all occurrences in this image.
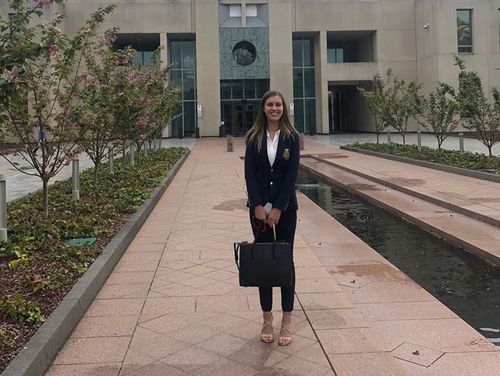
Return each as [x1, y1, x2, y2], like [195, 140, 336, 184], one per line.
[309, 133, 500, 156]
[2, 139, 195, 202]
[44, 138, 499, 375]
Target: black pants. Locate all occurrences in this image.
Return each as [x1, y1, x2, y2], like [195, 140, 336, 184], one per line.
[249, 208, 297, 312]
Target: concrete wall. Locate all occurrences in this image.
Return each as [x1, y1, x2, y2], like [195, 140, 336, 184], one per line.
[194, 0, 220, 137]
[7, 0, 500, 136]
[268, 1, 294, 125]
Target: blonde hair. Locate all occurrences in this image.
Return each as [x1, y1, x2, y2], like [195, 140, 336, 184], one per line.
[245, 90, 298, 152]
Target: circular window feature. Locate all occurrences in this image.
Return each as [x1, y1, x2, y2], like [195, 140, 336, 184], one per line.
[232, 41, 257, 66]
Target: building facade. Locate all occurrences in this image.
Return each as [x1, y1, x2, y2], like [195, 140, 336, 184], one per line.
[4, 0, 500, 137]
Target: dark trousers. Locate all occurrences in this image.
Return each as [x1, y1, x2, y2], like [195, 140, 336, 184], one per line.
[249, 208, 297, 312]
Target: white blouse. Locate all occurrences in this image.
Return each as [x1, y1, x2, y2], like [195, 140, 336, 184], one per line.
[266, 129, 280, 167]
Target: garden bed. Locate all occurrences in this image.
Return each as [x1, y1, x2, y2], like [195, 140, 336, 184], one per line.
[347, 142, 500, 175]
[0, 147, 187, 373]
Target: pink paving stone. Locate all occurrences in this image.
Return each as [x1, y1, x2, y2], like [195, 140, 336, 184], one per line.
[53, 337, 131, 364]
[397, 351, 500, 376]
[126, 242, 165, 252]
[329, 263, 411, 284]
[329, 352, 407, 376]
[105, 271, 155, 285]
[96, 283, 150, 299]
[330, 273, 374, 289]
[306, 308, 369, 330]
[358, 301, 458, 321]
[46, 363, 122, 376]
[295, 266, 333, 279]
[127, 326, 190, 360]
[113, 259, 160, 272]
[315, 328, 382, 354]
[119, 252, 163, 263]
[294, 278, 343, 293]
[297, 292, 355, 310]
[139, 313, 190, 335]
[120, 361, 187, 376]
[169, 323, 218, 344]
[141, 296, 196, 316]
[392, 342, 445, 367]
[226, 340, 291, 368]
[268, 356, 334, 376]
[192, 357, 259, 376]
[341, 280, 435, 304]
[71, 315, 138, 338]
[294, 343, 333, 366]
[197, 333, 248, 356]
[161, 347, 223, 371]
[196, 295, 250, 312]
[365, 319, 495, 353]
[84, 298, 144, 317]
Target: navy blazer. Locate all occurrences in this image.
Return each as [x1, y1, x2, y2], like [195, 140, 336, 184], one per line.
[244, 131, 300, 211]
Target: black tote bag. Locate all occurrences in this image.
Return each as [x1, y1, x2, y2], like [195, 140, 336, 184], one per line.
[234, 225, 293, 287]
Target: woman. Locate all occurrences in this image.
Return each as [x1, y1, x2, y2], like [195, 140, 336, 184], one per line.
[244, 90, 300, 346]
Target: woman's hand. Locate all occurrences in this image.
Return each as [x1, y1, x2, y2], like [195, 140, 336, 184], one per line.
[267, 208, 282, 227]
[254, 205, 267, 222]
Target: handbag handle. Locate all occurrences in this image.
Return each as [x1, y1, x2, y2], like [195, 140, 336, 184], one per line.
[234, 242, 241, 270]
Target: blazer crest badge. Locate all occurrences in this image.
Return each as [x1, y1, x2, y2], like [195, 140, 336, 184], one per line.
[282, 148, 290, 160]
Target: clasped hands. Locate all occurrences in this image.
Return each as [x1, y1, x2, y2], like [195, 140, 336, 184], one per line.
[254, 205, 281, 227]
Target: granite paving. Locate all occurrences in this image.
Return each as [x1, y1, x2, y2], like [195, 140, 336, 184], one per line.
[44, 137, 499, 375]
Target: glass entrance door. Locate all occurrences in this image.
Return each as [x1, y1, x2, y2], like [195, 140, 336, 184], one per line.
[221, 101, 258, 136]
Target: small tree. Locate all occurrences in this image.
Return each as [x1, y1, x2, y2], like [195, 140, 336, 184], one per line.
[0, 4, 115, 216]
[140, 53, 180, 147]
[455, 57, 500, 156]
[358, 73, 387, 143]
[381, 70, 421, 145]
[417, 82, 460, 149]
[75, 29, 135, 184]
[0, 0, 64, 138]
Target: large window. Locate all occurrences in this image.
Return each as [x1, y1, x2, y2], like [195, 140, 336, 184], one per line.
[457, 9, 473, 54]
[113, 34, 160, 67]
[220, 79, 269, 100]
[170, 38, 196, 138]
[293, 37, 316, 134]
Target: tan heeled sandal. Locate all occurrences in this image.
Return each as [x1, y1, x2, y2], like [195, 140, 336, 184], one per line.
[261, 312, 274, 343]
[278, 325, 293, 346]
[278, 313, 293, 346]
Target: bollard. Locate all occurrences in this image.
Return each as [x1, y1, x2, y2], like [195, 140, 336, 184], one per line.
[109, 146, 114, 175]
[417, 130, 422, 150]
[227, 135, 233, 152]
[459, 132, 464, 152]
[72, 158, 80, 201]
[130, 143, 135, 166]
[0, 174, 7, 243]
[387, 130, 391, 143]
[299, 133, 304, 151]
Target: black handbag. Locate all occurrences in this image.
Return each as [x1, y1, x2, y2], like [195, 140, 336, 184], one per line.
[234, 225, 293, 287]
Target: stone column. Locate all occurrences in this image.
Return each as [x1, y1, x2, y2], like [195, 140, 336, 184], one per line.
[161, 32, 172, 139]
[195, 0, 220, 137]
[269, 1, 293, 116]
[316, 31, 329, 134]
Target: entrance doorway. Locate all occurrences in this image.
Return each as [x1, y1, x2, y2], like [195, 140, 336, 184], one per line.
[221, 101, 258, 136]
[328, 82, 372, 133]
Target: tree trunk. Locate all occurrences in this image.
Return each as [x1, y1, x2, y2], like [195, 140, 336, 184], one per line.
[94, 163, 99, 186]
[402, 133, 406, 146]
[42, 178, 49, 218]
[376, 132, 380, 144]
[488, 145, 492, 157]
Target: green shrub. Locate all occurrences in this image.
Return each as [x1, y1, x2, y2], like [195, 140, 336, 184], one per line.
[350, 143, 500, 174]
[0, 294, 45, 325]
